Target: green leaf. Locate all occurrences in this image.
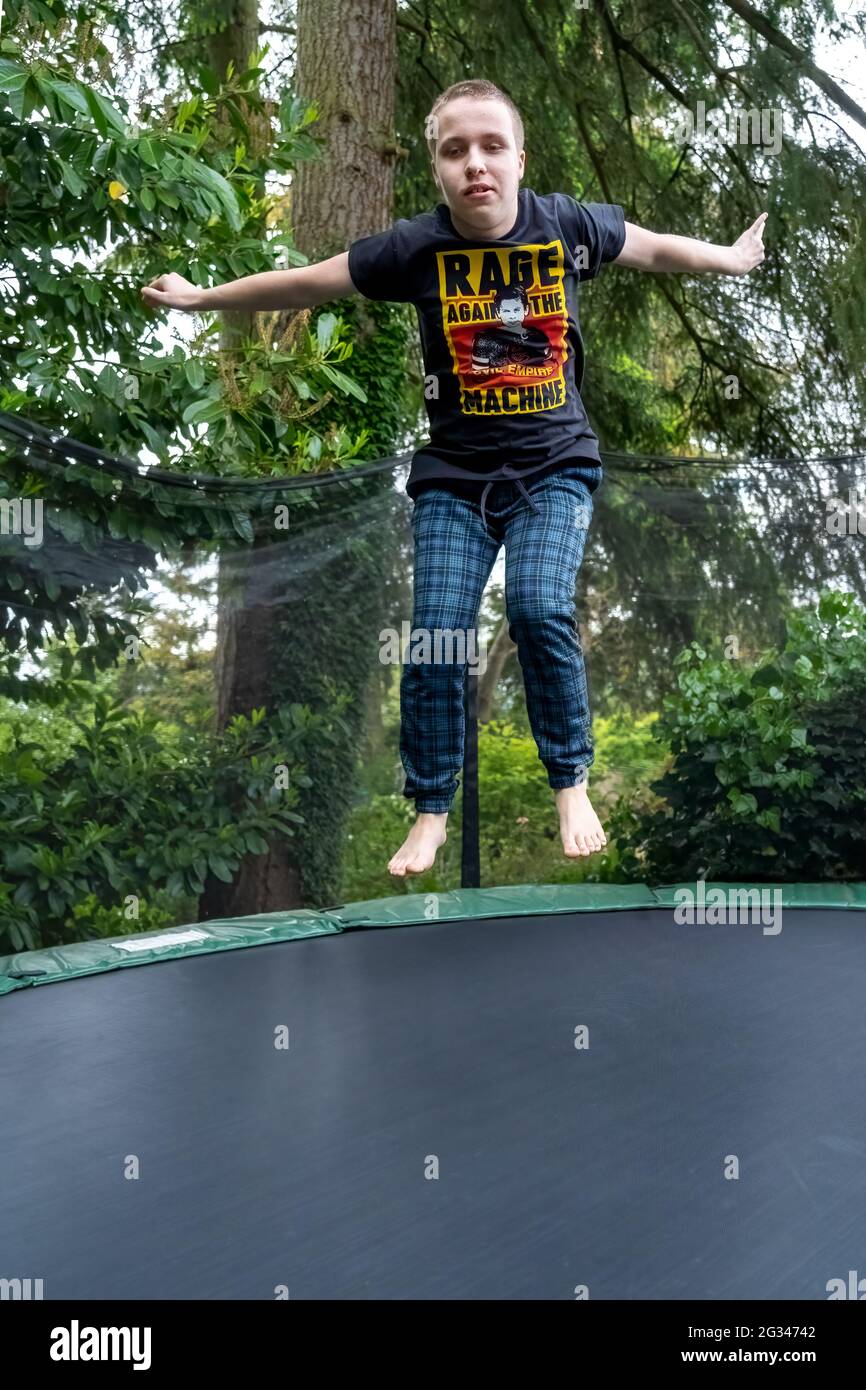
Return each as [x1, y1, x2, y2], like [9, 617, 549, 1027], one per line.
[47, 78, 90, 117]
[751, 665, 782, 689]
[183, 359, 206, 389]
[182, 397, 224, 425]
[229, 509, 255, 543]
[141, 524, 166, 551]
[57, 157, 88, 197]
[137, 418, 165, 455]
[316, 312, 337, 352]
[84, 86, 128, 138]
[317, 363, 367, 402]
[0, 58, 27, 93]
[286, 373, 312, 400]
[53, 508, 86, 543]
[180, 157, 242, 231]
[166, 870, 186, 896]
[138, 137, 160, 168]
[208, 855, 234, 883]
[6, 841, 36, 872]
[197, 65, 220, 96]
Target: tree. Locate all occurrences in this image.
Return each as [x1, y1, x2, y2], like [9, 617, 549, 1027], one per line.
[0, 1, 386, 934]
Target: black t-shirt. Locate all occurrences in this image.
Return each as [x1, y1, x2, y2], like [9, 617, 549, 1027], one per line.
[347, 187, 625, 501]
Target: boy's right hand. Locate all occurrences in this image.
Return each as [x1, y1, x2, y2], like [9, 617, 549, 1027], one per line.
[140, 273, 206, 312]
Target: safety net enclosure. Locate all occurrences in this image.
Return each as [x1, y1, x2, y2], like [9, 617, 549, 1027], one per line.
[1, 408, 865, 949]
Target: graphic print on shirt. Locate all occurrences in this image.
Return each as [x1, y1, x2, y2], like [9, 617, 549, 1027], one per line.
[435, 239, 569, 417]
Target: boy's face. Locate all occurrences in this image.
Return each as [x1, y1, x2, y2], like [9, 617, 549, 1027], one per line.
[430, 97, 525, 233]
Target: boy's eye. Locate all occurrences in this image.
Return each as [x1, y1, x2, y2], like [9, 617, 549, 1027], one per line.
[445, 143, 502, 155]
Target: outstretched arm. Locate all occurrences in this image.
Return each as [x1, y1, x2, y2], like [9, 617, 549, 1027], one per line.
[613, 213, 767, 276]
[141, 251, 356, 313]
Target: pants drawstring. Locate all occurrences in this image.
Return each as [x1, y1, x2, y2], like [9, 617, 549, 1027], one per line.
[479, 468, 542, 537]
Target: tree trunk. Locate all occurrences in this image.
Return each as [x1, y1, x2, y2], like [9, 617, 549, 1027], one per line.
[202, 0, 403, 917]
[478, 618, 516, 723]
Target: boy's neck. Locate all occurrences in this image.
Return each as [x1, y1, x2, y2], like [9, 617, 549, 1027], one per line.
[445, 195, 521, 242]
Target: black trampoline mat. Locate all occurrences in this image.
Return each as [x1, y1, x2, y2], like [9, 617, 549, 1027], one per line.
[3, 906, 866, 1300]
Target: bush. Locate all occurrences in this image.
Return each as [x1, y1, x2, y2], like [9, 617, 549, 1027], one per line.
[611, 590, 866, 882]
[0, 689, 328, 953]
[68, 889, 188, 939]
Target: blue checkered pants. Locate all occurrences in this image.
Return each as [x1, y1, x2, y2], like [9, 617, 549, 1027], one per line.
[401, 463, 599, 813]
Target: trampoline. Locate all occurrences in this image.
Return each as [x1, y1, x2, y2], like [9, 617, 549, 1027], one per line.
[3, 884, 866, 1301]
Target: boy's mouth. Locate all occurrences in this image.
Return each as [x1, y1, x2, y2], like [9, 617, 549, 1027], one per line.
[464, 184, 494, 199]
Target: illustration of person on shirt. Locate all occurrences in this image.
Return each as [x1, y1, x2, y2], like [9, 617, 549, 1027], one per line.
[470, 282, 553, 372]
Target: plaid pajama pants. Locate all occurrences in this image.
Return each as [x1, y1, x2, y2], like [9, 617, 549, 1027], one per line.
[401, 462, 600, 813]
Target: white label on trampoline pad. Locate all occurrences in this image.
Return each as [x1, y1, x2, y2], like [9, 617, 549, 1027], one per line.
[111, 929, 212, 953]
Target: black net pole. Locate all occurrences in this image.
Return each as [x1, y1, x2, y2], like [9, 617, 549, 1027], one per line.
[461, 668, 481, 888]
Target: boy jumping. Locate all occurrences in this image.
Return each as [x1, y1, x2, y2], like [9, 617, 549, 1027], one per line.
[142, 78, 766, 880]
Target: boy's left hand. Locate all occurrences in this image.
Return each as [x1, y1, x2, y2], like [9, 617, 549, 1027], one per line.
[725, 213, 768, 276]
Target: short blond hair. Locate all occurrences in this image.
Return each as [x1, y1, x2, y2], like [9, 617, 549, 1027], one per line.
[426, 80, 524, 160]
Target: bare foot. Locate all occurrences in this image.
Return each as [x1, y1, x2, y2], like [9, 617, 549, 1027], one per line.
[556, 782, 607, 858]
[388, 812, 448, 877]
